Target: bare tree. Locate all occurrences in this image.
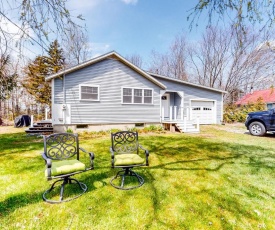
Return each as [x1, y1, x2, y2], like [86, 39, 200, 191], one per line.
[188, 26, 275, 103]
[188, 27, 233, 88]
[149, 35, 188, 80]
[188, 0, 275, 36]
[63, 25, 91, 66]
[126, 54, 143, 68]
[0, 0, 84, 56]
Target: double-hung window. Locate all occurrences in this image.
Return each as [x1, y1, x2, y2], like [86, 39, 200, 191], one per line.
[79, 84, 99, 101]
[122, 87, 153, 104]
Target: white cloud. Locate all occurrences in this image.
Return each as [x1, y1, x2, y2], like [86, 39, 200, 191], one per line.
[120, 0, 138, 5]
[89, 42, 111, 58]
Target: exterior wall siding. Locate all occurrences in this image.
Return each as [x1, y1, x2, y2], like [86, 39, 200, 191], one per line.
[56, 58, 162, 124]
[54, 77, 63, 104]
[154, 76, 224, 123]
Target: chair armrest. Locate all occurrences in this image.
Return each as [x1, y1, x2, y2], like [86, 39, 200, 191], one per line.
[41, 152, 52, 178]
[79, 147, 95, 170]
[110, 147, 115, 168]
[139, 145, 149, 166]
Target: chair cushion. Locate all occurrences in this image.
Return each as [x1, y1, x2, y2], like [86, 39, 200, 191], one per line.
[114, 154, 145, 166]
[46, 159, 86, 177]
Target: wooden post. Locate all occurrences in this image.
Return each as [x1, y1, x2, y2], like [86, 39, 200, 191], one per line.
[30, 115, 34, 127]
[196, 117, 200, 132]
[45, 108, 48, 120]
[174, 106, 177, 120]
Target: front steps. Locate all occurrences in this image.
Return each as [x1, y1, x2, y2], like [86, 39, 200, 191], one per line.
[175, 121, 199, 133]
[162, 119, 200, 133]
[25, 120, 53, 135]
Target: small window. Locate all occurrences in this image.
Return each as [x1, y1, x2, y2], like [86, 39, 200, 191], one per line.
[134, 89, 142, 103]
[80, 85, 99, 101]
[122, 87, 153, 104]
[123, 88, 132, 103]
[135, 123, 144, 127]
[144, 89, 152, 104]
[76, 124, 88, 129]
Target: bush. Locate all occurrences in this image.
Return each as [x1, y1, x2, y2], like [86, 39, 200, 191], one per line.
[66, 128, 73, 133]
[223, 97, 266, 123]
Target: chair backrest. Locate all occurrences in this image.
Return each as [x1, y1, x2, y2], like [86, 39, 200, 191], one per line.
[111, 131, 139, 154]
[43, 133, 80, 160]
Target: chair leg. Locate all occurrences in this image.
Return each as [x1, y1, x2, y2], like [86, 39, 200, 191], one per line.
[110, 168, 145, 190]
[43, 176, 87, 203]
[129, 169, 144, 184]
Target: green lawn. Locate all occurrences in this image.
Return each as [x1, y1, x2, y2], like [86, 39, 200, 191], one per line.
[1, 124, 275, 229]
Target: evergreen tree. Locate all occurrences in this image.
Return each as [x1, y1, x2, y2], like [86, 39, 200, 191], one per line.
[47, 40, 65, 74]
[0, 55, 17, 101]
[23, 40, 65, 106]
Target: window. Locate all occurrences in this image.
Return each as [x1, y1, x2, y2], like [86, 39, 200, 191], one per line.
[123, 88, 132, 103]
[122, 88, 153, 104]
[144, 89, 152, 104]
[134, 89, 142, 103]
[76, 124, 88, 129]
[79, 85, 99, 101]
[267, 103, 273, 110]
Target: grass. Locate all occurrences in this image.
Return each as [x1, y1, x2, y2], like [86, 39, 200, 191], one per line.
[1, 124, 275, 229]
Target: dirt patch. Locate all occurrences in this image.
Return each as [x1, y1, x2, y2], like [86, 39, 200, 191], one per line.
[0, 126, 26, 134]
[212, 123, 247, 134]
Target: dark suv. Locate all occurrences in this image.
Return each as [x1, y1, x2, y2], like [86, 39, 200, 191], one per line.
[245, 109, 275, 136]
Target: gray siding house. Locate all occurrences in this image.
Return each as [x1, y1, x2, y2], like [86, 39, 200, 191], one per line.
[46, 51, 226, 133]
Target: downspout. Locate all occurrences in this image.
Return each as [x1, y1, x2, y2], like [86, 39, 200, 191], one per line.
[62, 73, 66, 125]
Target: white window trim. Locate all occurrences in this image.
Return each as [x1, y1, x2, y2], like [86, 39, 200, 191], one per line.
[79, 84, 100, 101]
[121, 87, 154, 104]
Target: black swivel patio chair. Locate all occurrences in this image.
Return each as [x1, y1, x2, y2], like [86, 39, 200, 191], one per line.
[41, 133, 95, 203]
[110, 131, 149, 190]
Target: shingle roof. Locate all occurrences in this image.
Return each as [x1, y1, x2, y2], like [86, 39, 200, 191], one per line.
[236, 88, 275, 105]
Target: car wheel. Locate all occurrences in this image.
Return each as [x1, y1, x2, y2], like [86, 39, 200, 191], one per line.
[248, 122, 266, 136]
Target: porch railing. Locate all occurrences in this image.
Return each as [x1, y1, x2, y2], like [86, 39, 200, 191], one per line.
[162, 106, 193, 121]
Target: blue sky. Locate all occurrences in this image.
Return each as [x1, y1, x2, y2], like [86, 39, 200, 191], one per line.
[67, 0, 209, 67]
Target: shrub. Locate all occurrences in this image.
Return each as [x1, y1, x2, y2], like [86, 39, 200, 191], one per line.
[223, 97, 266, 123]
[66, 128, 73, 133]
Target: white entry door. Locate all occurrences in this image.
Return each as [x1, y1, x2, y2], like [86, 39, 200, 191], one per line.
[191, 101, 214, 124]
[161, 94, 170, 118]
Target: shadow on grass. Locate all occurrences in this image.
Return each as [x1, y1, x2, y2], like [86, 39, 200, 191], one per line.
[0, 132, 44, 156]
[2, 132, 275, 228]
[144, 135, 275, 170]
[0, 190, 44, 216]
[0, 169, 112, 217]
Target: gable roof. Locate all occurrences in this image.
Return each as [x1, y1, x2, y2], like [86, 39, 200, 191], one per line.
[45, 51, 167, 89]
[45, 51, 227, 94]
[236, 88, 275, 105]
[149, 72, 227, 94]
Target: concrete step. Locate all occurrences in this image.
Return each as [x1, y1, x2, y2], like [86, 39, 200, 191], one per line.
[28, 127, 53, 130]
[25, 129, 53, 133]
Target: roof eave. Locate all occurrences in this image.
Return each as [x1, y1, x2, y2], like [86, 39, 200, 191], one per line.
[148, 72, 227, 94]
